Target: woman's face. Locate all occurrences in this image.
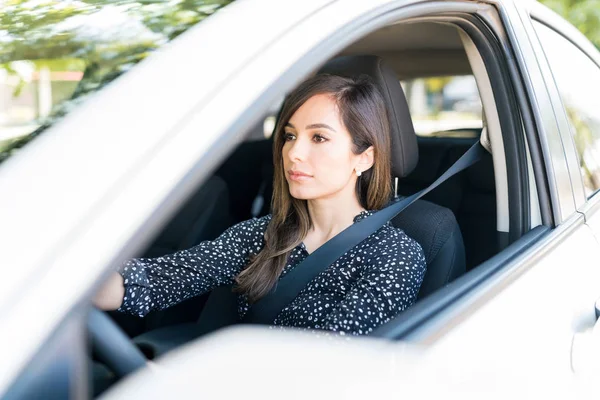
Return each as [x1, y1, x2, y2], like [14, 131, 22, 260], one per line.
[282, 94, 373, 201]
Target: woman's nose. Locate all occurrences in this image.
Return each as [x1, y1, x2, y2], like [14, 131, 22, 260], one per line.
[287, 136, 309, 162]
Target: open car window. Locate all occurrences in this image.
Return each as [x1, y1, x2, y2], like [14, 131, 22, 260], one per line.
[0, 0, 233, 165]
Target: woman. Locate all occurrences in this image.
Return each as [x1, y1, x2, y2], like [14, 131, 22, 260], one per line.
[95, 74, 426, 336]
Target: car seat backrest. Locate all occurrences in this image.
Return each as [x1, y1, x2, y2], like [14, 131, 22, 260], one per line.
[455, 146, 497, 267]
[143, 175, 232, 258]
[398, 134, 497, 270]
[216, 140, 273, 223]
[392, 199, 465, 299]
[397, 137, 464, 215]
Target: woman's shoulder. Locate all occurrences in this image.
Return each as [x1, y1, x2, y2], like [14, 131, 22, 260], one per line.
[384, 224, 424, 253]
[226, 214, 272, 236]
[367, 224, 426, 273]
[247, 213, 273, 226]
[380, 222, 421, 247]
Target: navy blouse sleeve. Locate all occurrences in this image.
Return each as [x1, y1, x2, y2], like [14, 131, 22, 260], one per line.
[318, 232, 426, 336]
[117, 216, 270, 317]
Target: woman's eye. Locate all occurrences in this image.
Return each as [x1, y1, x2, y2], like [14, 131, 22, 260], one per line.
[313, 134, 327, 143]
[284, 132, 295, 141]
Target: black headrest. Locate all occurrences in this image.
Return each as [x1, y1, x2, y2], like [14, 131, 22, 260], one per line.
[318, 55, 419, 178]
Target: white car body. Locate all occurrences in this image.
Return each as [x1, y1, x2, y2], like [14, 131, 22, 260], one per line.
[1, 0, 600, 398]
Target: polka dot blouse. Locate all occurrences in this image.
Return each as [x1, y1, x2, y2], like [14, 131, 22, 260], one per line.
[118, 211, 426, 336]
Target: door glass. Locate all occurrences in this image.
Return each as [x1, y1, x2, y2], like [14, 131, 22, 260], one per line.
[533, 21, 600, 198]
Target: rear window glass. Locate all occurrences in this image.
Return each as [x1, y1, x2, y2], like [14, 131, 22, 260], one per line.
[401, 75, 483, 138]
[0, 0, 233, 164]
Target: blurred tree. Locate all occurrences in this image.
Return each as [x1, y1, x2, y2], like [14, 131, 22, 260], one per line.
[0, 0, 233, 63]
[0, 0, 233, 163]
[538, 0, 600, 48]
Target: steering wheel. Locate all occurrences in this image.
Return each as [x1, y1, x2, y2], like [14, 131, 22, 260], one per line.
[87, 308, 148, 379]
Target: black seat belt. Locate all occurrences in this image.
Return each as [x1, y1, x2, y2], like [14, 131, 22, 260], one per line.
[243, 141, 486, 325]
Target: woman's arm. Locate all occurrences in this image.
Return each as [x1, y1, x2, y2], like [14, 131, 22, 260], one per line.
[94, 216, 270, 316]
[318, 235, 426, 336]
[94, 272, 125, 310]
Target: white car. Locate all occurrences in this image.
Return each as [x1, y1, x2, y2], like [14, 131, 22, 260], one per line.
[1, 0, 600, 398]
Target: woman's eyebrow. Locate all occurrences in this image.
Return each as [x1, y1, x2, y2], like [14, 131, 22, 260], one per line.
[285, 122, 336, 132]
[306, 123, 336, 132]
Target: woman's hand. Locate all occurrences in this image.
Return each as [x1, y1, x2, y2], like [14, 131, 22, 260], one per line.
[93, 272, 125, 311]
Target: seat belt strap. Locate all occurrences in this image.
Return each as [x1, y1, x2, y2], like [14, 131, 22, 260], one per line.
[243, 142, 486, 325]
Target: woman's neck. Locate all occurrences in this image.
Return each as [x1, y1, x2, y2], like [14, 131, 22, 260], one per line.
[306, 195, 365, 243]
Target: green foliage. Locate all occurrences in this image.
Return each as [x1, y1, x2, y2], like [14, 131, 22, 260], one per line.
[0, 0, 234, 63]
[539, 0, 600, 48]
[0, 0, 234, 164]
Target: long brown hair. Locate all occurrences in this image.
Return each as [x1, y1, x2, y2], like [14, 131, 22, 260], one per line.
[235, 74, 392, 303]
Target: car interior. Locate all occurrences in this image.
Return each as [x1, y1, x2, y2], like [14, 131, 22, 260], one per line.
[94, 18, 528, 396]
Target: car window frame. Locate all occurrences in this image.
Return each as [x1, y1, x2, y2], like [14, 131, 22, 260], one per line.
[374, 4, 560, 341]
[150, 3, 538, 343]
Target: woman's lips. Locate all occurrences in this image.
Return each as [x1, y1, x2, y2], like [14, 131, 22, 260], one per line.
[288, 171, 313, 182]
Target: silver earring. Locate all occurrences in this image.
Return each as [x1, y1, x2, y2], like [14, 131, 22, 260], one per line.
[356, 169, 362, 177]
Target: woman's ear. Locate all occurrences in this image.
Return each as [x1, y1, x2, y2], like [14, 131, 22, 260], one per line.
[357, 146, 375, 174]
